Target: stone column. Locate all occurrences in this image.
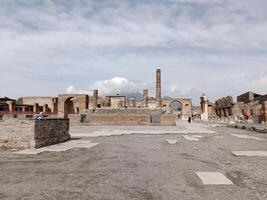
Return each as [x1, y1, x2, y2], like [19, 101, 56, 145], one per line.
[262, 101, 267, 123]
[129, 98, 136, 108]
[7, 101, 15, 112]
[43, 104, 49, 113]
[33, 103, 39, 113]
[204, 99, 208, 120]
[156, 69, 162, 108]
[225, 108, 229, 117]
[200, 95, 208, 120]
[22, 106, 26, 113]
[92, 89, 98, 109]
[143, 89, 148, 108]
[220, 109, 224, 117]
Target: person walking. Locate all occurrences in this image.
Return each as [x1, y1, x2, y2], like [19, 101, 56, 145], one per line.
[188, 117, 191, 123]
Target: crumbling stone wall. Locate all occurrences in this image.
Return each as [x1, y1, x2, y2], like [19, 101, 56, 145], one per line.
[58, 94, 89, 118]
[17, 96, 58, 114]
[233, 101, 265, 123]
[0, 118, 70, 149]
[160, 114, 176, 126]
[162, 98, 192, 118]
[89, 114, 151, 125]
[34, 119, 70, 148]
[84, 109, 176, 126]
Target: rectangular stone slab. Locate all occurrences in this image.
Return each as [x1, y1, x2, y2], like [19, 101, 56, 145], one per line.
[183, 135, 199, 141]
[196, 172, 233, 185]
[231, 134, 265, 141]
[166, 139, 178, 144]
[14, 140, 99, 155]
[232, 151, 267, 157]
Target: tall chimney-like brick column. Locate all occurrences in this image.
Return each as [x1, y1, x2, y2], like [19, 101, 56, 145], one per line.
[143, 89, 148, 108]
[156, 69, 162, 108]
[92, 89, 98, 108]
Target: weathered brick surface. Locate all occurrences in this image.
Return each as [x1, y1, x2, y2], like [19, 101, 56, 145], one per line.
[34, 119, 70, 148]
[89, 114, 151, 125]
[84, 109, 176, 126]
[0, 118, 70, 149]
[160, 114, 176, 126]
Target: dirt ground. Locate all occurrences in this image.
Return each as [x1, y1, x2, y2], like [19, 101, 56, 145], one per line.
[0, 122, 267, 200]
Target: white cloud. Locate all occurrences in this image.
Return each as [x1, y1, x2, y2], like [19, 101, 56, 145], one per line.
[65, 77, 201, 101]
[66, 85, 76, 93]
[1, 0, 267, 105]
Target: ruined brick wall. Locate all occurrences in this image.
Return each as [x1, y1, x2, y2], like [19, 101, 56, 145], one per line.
[162, 98, 192, 117]
[17, 96, 57, 114]
[160, 114, 176, 126]
[0, 118, 70, 149]
[233, 101, 264, 123]
[58, 94, 89, 118]
[84, 109, 176, 126]
[89, 114, 151, 125]
[263, 101, 267, 123]
[34, 119, 70, 148]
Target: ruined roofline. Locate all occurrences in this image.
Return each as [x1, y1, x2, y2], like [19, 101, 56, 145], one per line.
[58, 94, 88, 97]
[106, 95, 126, 98]
[18, 96, 56, 99]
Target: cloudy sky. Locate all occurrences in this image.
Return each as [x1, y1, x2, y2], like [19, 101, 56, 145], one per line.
[1, 0, 267, 105]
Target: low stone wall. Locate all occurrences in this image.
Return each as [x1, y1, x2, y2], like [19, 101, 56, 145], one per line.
[0, 118, 70, 149]
[34, 119, 70, 148]
[89, 114, 151, 125]
[160, 114, 176, 126]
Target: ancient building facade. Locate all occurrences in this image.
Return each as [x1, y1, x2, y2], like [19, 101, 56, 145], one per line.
[162, 98, 192, 118]
[1, 69, 193, 122]
[215, 92, 267, 124]
[215, 96, 235, 118]
[58, 94, 89, 118]
[199, 94, 216, 120]
[17, 97, 58, 114]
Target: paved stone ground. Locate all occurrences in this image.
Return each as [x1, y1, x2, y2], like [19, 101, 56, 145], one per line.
[0, 120, 267, 200]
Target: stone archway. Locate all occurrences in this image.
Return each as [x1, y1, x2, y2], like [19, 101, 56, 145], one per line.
[64, 97, 75, 118]
[169, 100, 183, 111]
[58, 94, 89, 118]
[169, 100, 183, 119]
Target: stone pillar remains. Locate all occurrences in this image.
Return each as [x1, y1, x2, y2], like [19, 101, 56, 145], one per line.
[143, 89, 148, 108]
[7, 101, 15, 112]
[262, 101, 267, 123]
[92, 89, 98, 109]
[43, 104, 49, 113]
[200, 94, 208, 120]
[156, 69, 162, 108]
[129, 98, 136, 108]
[33, 103, 39, 113]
